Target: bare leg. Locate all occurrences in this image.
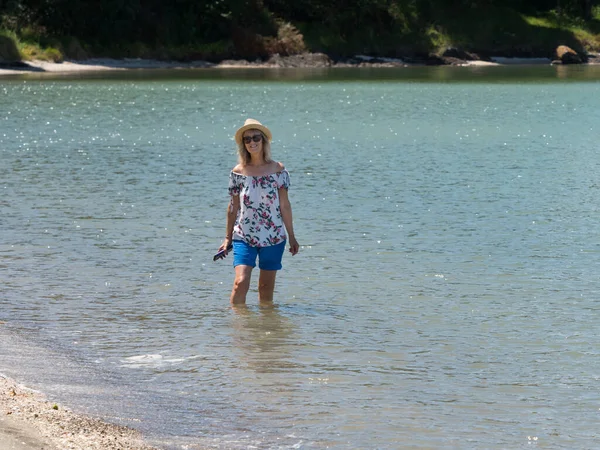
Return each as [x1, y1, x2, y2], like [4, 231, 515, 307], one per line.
[231, 265, 253, 305]
[258, 270, 278, 303]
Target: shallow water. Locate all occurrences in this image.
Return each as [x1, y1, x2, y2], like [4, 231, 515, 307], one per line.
[2, 66, 600, 449]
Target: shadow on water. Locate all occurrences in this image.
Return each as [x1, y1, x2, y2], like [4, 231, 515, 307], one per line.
[3, 64, 600, 83]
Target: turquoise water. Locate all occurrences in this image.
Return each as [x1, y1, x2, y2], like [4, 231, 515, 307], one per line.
[2, 66, 600, 449]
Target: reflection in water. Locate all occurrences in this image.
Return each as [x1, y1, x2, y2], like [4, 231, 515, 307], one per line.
[6, 64, 600, 83]
[230, 304, 299, 373]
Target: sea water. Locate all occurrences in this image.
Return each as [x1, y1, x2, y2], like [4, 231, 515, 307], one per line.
[2, 66, 600, 449]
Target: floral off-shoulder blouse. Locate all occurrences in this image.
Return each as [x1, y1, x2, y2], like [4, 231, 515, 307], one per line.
[228, 170, 290, 247]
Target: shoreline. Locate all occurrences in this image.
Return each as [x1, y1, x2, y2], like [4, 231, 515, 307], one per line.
[0, 374, 157, 450]
[1, 53, 599, 77]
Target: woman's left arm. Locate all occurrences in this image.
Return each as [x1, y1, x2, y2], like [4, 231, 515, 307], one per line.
[279, 187, 299, 255]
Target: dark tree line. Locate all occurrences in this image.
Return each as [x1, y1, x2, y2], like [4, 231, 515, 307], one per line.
[0, 0, 597, 50]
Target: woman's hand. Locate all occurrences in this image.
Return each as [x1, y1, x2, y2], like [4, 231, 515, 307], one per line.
[218, 238, 232, 257]
[288, 236, 299, 256]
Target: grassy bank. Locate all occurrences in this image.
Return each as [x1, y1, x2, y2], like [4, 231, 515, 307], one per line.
[0, 28, 64, 62]
[1, 6, 600, 63]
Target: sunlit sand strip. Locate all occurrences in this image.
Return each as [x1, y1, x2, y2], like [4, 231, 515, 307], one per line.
[0, 373, 157, 450]
[0, 58, 214, 75]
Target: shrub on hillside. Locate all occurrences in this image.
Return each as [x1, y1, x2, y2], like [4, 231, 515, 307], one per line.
[273, 21, 306, 55]
[0, 32, 21, 61]
[234, 21, 306, 59]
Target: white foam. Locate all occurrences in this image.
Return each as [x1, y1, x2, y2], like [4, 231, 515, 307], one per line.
[124, 354, 163, 362]
[121, 354, 206, 368]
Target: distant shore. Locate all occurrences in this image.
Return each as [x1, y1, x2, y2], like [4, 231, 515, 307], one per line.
[0, 374, 156, 450]
[1, 52, 599, 77]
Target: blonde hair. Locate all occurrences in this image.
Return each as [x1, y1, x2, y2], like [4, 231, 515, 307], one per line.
[236, 130, 272, 165]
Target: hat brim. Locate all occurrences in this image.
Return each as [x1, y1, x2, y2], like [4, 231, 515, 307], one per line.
[235, 124, 272, 145]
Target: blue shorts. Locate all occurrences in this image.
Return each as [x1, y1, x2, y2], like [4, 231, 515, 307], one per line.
[233, 240, 286, 271]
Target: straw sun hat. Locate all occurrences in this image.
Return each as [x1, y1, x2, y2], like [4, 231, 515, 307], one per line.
[235, 118, 272, 145]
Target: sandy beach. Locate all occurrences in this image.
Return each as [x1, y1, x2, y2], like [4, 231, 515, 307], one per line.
[2, 52, 600, 76]
[0, 58, 217, 76]
[0, 55, 571, 77]
[0, 374, 157, 450]
[1, 49, 600, 76]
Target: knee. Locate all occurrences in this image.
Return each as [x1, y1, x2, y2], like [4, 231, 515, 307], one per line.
[233, 274, 250, 292]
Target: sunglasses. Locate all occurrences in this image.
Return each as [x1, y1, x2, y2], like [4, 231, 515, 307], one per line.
[243, 135, 263, 144]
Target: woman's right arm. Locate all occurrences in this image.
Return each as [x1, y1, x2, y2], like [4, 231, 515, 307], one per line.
[219, 194, 240, 253]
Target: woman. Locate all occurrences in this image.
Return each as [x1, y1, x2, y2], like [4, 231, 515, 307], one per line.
[218, 118, 299, 304]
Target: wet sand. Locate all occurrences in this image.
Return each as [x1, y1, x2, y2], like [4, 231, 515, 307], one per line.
[0, 58, 216, 75]
[0, 374, 157, 450]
